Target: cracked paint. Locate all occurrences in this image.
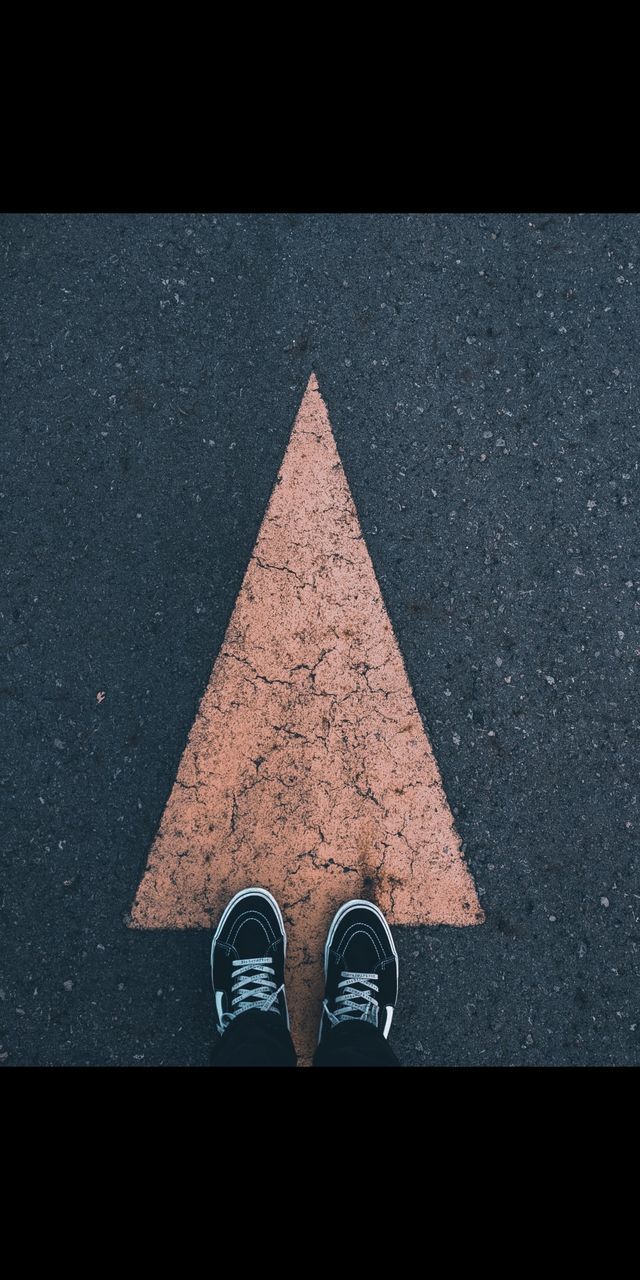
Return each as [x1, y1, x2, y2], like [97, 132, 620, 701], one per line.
[130, 372, 484, 1064]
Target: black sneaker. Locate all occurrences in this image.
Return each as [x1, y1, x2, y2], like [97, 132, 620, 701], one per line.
[318, 898, 399, 1046]
[211, 887, 289, 1035]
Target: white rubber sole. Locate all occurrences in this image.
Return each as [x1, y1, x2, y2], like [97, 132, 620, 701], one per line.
[211, 886, 289, 1030]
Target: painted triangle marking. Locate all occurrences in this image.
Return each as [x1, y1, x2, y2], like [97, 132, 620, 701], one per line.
[130, 372, 484, 1064]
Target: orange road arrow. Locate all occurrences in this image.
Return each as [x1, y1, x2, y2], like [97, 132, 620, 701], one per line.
[130, 373, 484, 1063]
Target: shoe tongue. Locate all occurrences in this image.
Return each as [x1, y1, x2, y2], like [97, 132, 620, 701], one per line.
[339, 975, 379, 1028]
[358, 1000, 379, 1028]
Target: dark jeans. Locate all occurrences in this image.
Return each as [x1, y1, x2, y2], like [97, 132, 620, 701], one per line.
[210, 1009, 401, 1067]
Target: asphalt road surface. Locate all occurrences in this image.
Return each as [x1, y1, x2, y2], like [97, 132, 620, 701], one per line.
[2, 212, 638, 1066]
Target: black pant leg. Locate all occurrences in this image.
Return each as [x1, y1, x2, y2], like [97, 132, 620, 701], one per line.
[312, 1019, 401, 1067]
[210, 1009, 297, 1067]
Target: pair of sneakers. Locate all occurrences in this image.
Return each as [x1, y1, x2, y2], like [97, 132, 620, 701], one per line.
[211, 888, 399, 1045]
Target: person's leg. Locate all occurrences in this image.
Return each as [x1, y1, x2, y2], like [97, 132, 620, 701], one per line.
[210, 1008, 296, 1067]
[313, 899, 402, 1068]
[210, 887, 297, 1067]
[313, 1018, 400, 1066]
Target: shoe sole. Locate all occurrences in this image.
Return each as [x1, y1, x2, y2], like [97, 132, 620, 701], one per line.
[322, 898, 399, 1041]
[211, 886, 290, 1030]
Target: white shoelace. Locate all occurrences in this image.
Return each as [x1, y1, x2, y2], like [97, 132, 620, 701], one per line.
[324, 970, 379, 1028]
[221, 956, 283, 1030]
